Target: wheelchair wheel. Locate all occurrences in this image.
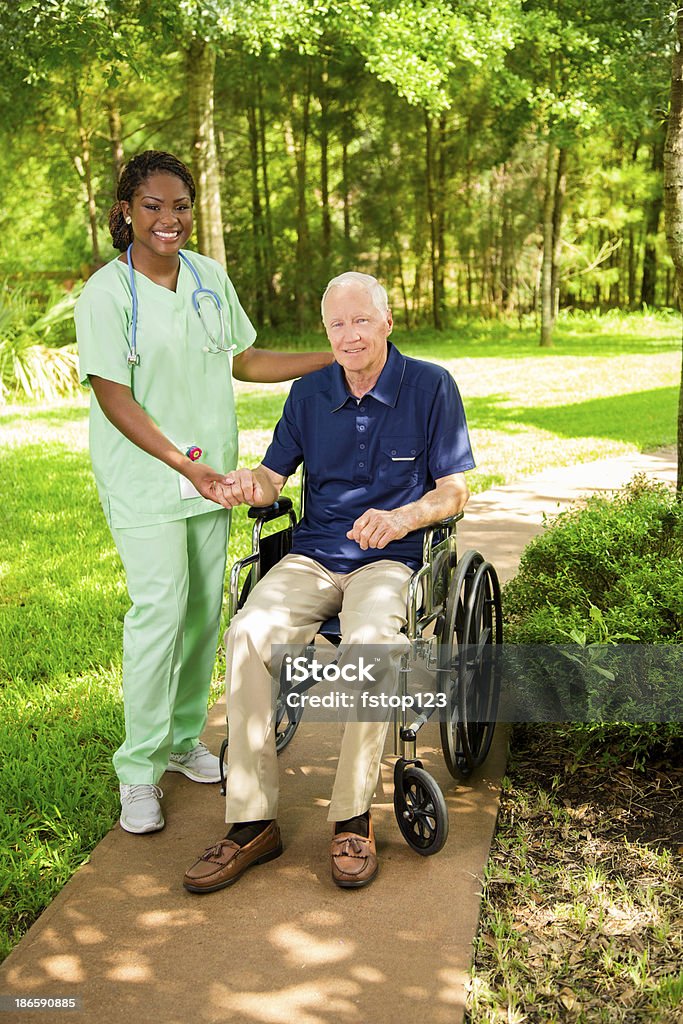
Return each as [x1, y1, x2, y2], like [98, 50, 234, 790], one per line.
[219, 698, 299, 785]
[394, 764, 449, 856]
[275, 690, 301, 753]
[274, 654, 306, 754]
[438, 550, 502, 779]
[430, 547, 453, 612]
[219, 736, 229, 796]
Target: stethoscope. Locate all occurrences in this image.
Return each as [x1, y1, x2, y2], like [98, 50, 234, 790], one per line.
[125, 243, 237, 366]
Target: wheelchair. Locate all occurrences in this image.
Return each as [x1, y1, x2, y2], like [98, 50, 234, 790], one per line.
[219, 495, 502, 856]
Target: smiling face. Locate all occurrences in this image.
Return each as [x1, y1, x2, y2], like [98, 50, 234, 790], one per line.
[120, 172, 193, 260]
[322, 281, 393, 387]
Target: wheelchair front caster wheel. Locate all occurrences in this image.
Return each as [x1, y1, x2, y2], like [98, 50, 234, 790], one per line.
[394, 764, 449, 856]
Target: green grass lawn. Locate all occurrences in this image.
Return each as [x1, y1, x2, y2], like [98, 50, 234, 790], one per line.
[0, 313, 680, 963]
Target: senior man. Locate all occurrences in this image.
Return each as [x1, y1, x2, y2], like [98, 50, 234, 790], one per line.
[183, 271, 474, 892]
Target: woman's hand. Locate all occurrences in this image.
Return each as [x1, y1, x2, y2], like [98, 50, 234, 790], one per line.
[184, 462, 236, 506]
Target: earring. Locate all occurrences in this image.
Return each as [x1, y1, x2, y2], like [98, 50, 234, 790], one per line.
[125, 217, 132, 225]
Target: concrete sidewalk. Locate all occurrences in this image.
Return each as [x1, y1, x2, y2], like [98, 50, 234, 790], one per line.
[0, 448, 676, 1024]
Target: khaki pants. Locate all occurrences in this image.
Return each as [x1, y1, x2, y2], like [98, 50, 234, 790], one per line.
[224, 553, 412, 824]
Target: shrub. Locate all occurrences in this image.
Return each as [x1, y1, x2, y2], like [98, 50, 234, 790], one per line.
[502, 475, 683, 762]
[504, 475, 682, 644]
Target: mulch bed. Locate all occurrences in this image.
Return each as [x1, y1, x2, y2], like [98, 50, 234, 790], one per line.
[467, 724, 683, 1023]
[509, 726, 683, 855]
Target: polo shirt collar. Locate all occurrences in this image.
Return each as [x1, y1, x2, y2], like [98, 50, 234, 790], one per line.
[330, 342, 406, 411]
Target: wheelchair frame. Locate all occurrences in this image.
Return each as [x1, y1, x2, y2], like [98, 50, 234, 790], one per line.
[220, 497, 502, 856]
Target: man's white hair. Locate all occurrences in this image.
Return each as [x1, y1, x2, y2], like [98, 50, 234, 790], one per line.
[321, 271, 390, 321]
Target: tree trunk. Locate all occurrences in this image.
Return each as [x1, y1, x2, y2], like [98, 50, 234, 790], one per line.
[501, 164, 515, 313]
[73, 87, 100, 266]
[540, 138, 558, 347]
[186, 40, 226, 266]
[106, 93, 124, 188]
[425, 113, 441, 329]
[341, 113, 352, 263]
[663, 9, 683, 495]
[436, 113, 447, 323]
[246, 94, 265, 327]
[551, 146, 567, 316]
[257, 73, 278, 324]
[285, 67, 312, 330]
[319, 63, 331, 270]
[641, 128, 665, 307]
[627, 226, 638, 308]
[627, 140, 640, 308]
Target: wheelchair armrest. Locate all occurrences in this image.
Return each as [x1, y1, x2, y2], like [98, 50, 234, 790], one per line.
[247, 498, 294, 522]
[436, 511, 464, 528]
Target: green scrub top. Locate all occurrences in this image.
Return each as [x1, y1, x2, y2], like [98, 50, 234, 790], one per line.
[75, 251, 256, 529]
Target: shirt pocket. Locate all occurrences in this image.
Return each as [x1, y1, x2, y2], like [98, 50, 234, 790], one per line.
[379, 435, 425, 489]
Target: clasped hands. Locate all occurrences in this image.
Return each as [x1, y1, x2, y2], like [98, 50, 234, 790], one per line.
[191, 466, 411, 550]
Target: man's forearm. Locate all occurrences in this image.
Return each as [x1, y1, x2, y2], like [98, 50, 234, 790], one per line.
[251, 464, 284, 505]
[347, 474, 470, 551]
[393, 477, 470, 533]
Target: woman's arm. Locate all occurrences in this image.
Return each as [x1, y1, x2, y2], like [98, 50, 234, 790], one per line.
[232, 347, 334, 383]
[89, 375, 232, 504]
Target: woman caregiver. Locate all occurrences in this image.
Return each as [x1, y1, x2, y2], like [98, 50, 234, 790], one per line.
[75, 150, 332, 835]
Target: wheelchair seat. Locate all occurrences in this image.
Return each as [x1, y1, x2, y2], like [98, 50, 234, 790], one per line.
[318, 616, 341, 643]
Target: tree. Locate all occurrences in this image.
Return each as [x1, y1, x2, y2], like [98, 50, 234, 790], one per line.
[186, 38, 226, 266]
[663, 7, 683, 495]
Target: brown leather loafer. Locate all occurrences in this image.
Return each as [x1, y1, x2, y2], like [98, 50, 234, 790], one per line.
[331, 814, 378, 889]
[183, 821, 282, 893]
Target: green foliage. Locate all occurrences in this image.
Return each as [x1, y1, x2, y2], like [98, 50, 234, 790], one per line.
[0, 283, 81, 402]
[0, 0, 676, 327]
[503, 476, 683, 762]
[504, 475, 683, 645]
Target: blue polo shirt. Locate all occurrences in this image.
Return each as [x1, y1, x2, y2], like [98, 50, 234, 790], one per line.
[262, 342, 475, 572]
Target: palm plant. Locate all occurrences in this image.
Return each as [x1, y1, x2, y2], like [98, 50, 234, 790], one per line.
[0, 282, 82, 403]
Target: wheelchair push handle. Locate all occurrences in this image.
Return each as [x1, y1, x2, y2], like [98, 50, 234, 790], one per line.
[247, 497, 294, 522]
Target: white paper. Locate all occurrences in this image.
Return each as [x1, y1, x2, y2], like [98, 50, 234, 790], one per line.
[180, 476, 202, 500]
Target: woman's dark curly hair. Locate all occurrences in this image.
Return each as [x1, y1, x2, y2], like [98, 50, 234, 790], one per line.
[108, 151, 196, 252]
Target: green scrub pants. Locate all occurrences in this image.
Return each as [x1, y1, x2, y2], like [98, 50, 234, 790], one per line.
[109, 508, 230, 784]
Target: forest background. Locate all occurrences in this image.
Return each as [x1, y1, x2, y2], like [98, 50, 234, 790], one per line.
[0, 0, 677, 350]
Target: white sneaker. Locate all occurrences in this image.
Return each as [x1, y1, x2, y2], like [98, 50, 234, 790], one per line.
[166, 741, 221, 783]
[119, 784, 165, 834]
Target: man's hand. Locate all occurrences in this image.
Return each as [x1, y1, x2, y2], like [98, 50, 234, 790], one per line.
[213, 463, 286, 508]
[346, 508, 411, 550]
[216, 468, 267, 508]
[346, 474, 470, 550]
